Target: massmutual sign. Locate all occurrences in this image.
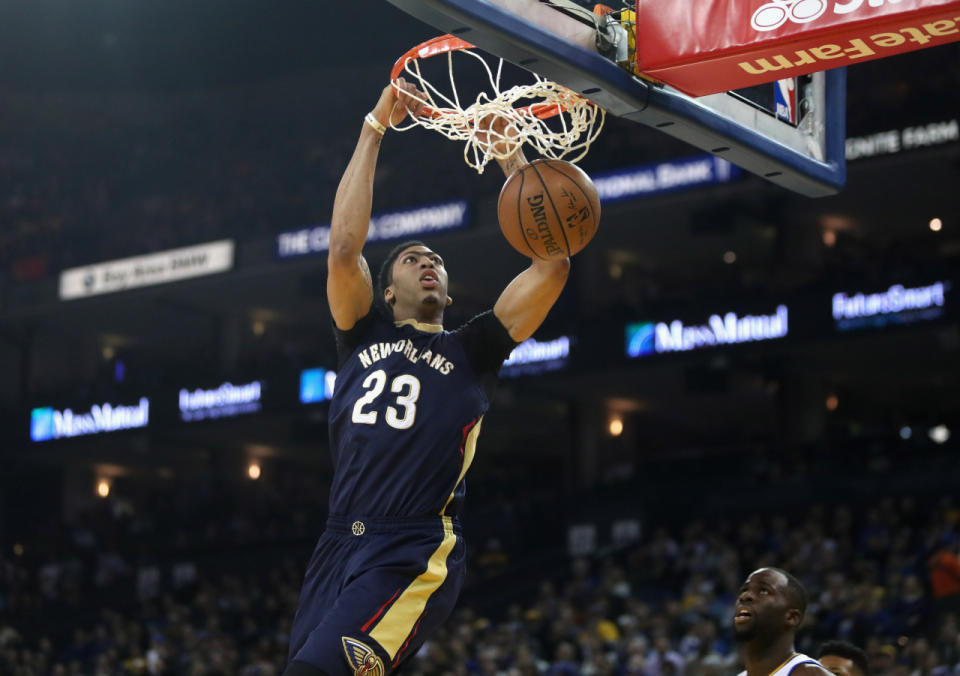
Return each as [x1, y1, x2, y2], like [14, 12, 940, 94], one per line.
[627, 305, 789, 357]
[30, 398, 150, 442]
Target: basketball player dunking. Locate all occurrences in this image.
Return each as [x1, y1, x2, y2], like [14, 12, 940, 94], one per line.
[283, 80, 570, 676]
[734, 568, 833, 676]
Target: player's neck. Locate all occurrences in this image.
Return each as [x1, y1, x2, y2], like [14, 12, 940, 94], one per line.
[742, 637, 797, 676]
[393, 306, 444, 327]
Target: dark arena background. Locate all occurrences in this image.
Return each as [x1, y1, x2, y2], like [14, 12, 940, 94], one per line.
[2, 1, 960, 674]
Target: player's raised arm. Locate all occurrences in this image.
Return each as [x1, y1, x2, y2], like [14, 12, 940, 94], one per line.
[493, 256, 570, 343]
[487, 120, 571, 342]
[327, 79, 425, 330]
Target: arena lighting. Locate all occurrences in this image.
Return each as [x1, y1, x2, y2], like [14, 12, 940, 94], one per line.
[608, 416, 624, 437]
[247, 462, 262, 480]
[899, 426, 913, 440]
[930, 218, 943, 232]
[96, 479, 111, 498]
[929, 425, 951, 445]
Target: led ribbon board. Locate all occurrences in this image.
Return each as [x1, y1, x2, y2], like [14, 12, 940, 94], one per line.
[832, 282, 949, 330]
[501, 336, 571, 376]
[277, 201, 469, 258]
[593, 155, 741, 203]
[59, 240, 234, 300]
[179, 381, 263, 421]
[627, 305, 789, 357]
[31, 398, 150, 442]
[300, 368, 337, 403]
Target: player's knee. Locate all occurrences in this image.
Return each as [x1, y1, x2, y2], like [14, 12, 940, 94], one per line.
[282, 660, 333, 676]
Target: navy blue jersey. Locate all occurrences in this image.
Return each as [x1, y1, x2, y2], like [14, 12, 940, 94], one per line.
[328, 309, 516, 518]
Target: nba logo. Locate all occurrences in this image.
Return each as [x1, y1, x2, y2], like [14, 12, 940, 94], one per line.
[625, 322, 656, 358]
[775, 78, 797, 125]
[30, 407, 55, 442]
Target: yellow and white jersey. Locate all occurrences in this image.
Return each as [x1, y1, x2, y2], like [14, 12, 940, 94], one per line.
[739, 653, 833, 676]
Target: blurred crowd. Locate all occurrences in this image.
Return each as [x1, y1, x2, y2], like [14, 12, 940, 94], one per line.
[2, 441, 960, 676]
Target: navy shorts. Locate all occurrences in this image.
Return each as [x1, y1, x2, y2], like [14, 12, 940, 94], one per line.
[287, 515, 465, 675]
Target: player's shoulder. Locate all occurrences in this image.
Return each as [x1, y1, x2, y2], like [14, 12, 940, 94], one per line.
[789, 656, 832, 676]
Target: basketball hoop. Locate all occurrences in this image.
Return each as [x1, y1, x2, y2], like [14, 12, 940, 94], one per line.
[389, 35, 605, 173]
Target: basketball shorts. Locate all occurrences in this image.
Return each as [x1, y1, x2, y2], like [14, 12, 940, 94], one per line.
[286, 514, 464, 676]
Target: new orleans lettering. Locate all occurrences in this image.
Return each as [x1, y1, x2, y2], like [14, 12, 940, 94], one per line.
[357, 339, 454, 375]
[739, 18, 960, 75]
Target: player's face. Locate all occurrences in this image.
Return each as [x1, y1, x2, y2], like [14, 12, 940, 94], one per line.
[387, 246, 450, 312]
[733, 568, 797, 642]
[819, 656, 864, 676]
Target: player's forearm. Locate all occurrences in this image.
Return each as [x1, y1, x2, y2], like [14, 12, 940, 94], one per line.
[497, 148, 528, 177]
[494, 257, 570, 342]
[329, 123, 384, 262]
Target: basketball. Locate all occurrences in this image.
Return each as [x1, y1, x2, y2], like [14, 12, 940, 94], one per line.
[497, 159, 601, 259]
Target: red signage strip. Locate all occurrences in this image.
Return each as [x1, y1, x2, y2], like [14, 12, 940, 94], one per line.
[635, 0, 960, 96]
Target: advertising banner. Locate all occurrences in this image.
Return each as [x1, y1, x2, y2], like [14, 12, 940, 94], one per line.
[59, 240, 234, 300]
[178, 381, 263, 421]
[277, 201, 469, 259]
[627, 305, 790, 357]
[635, 0, 960, 96]
[593, 155, 740, 203]
[30, 398, 150, 442]
[832, 281, 949, 330]
[501, 336, 572, 377]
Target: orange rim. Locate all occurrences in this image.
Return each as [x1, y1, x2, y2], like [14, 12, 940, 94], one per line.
[391, 34, 567, 120]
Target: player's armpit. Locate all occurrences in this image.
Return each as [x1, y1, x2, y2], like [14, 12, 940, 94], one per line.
[493, 257, 570, 343]
[327, 253, 374, 331]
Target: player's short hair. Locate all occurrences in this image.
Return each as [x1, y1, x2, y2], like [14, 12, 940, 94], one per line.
[818, 640, 870, 676]
[769, 567, 808, 617]
[378, 240, 428, 300]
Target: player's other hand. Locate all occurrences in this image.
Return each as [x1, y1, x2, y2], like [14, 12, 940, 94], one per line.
[476, 112, 522, 159]
[372, 77, 427, 128]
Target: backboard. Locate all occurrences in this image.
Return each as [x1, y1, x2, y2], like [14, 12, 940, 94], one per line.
[386, 0, 846, 197]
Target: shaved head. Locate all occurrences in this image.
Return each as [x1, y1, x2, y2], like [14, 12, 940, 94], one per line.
[765, 567, 808, 618]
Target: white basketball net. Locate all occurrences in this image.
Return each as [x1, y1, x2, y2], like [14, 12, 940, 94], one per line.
[391, 45, 605, 174]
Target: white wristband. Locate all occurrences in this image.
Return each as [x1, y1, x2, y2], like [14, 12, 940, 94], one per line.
[364, 113, 387, 135]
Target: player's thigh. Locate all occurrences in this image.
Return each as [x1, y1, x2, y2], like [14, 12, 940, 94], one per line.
[291, 543, 464, 675]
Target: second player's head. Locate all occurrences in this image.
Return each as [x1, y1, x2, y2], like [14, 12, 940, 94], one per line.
[379, 240, 451, 322]
[818, 641, 870, 676]
[733, 567, 807, 645]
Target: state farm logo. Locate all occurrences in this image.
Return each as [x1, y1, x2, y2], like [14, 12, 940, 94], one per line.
[751, 0, 898, 31]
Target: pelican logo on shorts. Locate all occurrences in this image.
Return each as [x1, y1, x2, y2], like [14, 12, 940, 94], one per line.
[351, 520, 366, 536]
[341, 637, 384, 676]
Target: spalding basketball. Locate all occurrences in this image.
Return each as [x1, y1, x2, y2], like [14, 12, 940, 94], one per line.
[497, 158, 601, 259]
